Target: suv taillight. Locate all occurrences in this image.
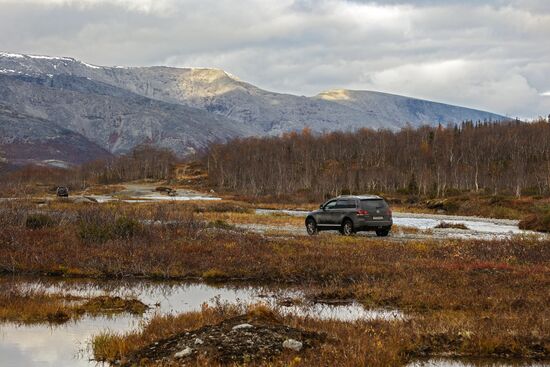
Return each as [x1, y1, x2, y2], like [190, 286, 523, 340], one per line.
[356, 209, 369, 216]
[387, 208, 392, 216]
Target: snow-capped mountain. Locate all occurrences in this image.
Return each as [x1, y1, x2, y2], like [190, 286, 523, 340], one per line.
[0, 51, 507, 166]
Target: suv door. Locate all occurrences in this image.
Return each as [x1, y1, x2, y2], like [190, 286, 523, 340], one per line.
[318, 200, 337, 226]
[334, 199, 357, 224]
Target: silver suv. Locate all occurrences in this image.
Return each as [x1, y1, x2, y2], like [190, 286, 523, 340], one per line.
[305, 195, 392, 236]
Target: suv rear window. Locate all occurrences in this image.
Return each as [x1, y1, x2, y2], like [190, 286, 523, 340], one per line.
[360, 199, 388, 211]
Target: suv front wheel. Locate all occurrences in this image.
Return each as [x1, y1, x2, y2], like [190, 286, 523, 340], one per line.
[306, 218, 318, 235]
[341, 219, 354, 236]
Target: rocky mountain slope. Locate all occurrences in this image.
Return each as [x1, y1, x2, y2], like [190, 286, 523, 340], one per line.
[0, 103, 111, 166]
[0, 51, 507, 166]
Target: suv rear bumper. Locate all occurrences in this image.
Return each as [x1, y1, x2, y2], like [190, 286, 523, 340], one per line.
[355, 219, 393, 231]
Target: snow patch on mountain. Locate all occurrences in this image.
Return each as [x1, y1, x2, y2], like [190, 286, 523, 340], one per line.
[0, 52, 24, 58]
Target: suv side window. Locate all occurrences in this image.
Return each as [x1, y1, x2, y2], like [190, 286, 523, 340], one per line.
[336, 199, 357, 209]
[324, 200, 337, 210]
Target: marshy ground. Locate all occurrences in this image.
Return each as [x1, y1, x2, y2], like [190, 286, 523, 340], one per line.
[0, 186, 549, 366]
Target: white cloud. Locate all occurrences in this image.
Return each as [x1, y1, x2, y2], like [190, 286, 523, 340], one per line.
[0, 0, 176, 14]
[0, 0, 549, 118]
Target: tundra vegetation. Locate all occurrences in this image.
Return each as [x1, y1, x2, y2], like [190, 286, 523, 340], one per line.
[2, 124, 550, 229]
[0, 281, 147, 324]
[0, 200, 548, 365]
[1, 122, 550, 365]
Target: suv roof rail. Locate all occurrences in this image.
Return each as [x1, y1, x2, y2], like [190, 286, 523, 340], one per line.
[337, 194, 382, 199]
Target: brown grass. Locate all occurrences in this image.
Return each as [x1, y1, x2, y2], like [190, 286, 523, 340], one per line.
[519, 206, 550, 233]
[0, 283, 148, 324]
[197, 211, 304, 227]
[1, 200, 549, 361]
[80, 184, 126, 195]
[92, 302, 549, 366]
[434, 221, 469, 230]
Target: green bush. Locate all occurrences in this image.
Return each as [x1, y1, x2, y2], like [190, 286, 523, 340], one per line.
[78, 215, 142, 243]
[112, 217, 141, 239]
[25, 214, 56, 229]
[78, 222, 113, 243]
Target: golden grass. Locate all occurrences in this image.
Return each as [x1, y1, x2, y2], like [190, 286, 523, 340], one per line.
[0, 284, 148, 324]
[92, 302, 550, 366]
[198, 211, 304, 226]
[1, 200, 549, 362]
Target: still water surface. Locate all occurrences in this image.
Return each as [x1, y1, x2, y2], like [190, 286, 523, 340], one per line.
[0, 278, 400, 367]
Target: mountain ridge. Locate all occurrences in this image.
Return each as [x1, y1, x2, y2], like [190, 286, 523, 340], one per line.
[0, 51, 508, 167]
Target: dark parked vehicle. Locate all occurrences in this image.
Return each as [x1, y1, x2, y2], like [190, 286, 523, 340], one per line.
[305, 195, 392, 236]
[56, 186, 69, 197]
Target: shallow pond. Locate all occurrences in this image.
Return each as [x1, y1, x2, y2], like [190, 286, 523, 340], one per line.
[0, 277, 401, 367]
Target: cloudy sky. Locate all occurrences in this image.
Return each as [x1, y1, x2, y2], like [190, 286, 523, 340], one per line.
[1, 0, 549, 119]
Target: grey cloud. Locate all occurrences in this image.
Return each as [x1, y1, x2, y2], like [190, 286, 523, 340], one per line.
[0, 0, 549, 118]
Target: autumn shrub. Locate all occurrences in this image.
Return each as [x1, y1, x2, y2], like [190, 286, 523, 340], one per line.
[0, 200, 33, 227]
[76, 206, 143, 243]
[78, 222, 113, 243]
[207, 219, 237, 231]
[112, 217, 141, 239]
[78, 216, 143, 243]
[519, 206, 550, 232]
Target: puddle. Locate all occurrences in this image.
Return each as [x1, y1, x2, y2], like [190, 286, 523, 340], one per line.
[0, 277, 402, 367]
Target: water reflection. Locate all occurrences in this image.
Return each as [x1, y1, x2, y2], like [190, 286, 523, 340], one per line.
[0, 277, 402, 367]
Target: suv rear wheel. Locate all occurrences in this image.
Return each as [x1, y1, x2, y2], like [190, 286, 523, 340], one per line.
[376, 229, 389, 237]
[341, 219, 354, 236]
[306, 218, 318, 235]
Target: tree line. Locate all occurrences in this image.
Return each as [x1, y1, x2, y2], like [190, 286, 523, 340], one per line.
[0, 145, 177, 194]
[206, 119, 550, 199]
[81, 145, 176, 184]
